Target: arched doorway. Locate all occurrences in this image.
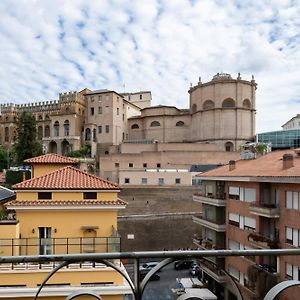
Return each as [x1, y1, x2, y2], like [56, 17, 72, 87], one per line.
[85, 128, 91, 141]
[225, 141, 234, 152]
[61, 140, 70, 155]
[48, 141, 57, 153]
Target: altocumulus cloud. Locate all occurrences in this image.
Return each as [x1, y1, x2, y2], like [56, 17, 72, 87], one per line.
[0, 0, 300, 132]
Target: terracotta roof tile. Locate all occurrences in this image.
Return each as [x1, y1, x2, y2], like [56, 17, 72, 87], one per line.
[6, 198, 127, 207]
[197, 150, 300, 178]
[12, 166, 119, 190]
[23, 154, 78, 164]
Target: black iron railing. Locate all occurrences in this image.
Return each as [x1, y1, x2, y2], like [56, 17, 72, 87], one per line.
[0, 237, 120, 256]
[0, 249, 300, 299]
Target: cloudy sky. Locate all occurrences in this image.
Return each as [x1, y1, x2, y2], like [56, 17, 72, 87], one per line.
[0, 0, 300, 132]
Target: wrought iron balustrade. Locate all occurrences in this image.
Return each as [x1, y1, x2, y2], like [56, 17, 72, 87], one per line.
[0, 236, 120, 256]
[1, 249, 300, 300]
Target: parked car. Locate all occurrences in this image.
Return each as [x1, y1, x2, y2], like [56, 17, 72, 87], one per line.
[139, 269, 160, 281]
[174, 260, 195, 270]
[139, 261, 160, 272]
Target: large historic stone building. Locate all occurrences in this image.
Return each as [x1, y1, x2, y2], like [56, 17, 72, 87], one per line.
[0, 73, 256, 183]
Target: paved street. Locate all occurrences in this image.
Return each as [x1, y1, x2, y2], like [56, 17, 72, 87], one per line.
[124, 262, 192, 300]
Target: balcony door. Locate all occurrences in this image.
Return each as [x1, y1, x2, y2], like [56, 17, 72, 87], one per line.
[39, 227, 52, 255]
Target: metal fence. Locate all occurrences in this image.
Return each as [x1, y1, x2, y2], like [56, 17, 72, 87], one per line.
[1, 249, 300, 300]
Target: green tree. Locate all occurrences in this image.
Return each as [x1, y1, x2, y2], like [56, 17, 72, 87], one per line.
[0, 146, 9, 171]
[14, 112, 43, 164]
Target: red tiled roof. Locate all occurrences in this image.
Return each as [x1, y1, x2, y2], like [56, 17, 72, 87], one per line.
[197, 150, 300, 178]
[12, 166, 119, 190]
[23, 154, 78, 164]
[6, 199, 127, 207]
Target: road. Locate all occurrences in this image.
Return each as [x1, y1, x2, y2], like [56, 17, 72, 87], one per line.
[124, 262, 193, 300]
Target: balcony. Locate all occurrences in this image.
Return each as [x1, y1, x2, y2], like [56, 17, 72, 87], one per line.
[193, 238, 224, 250]
[249, 203, 280, 218]
[0, 237, 121, 256]
[192, 215, 226, 232]
[248, 233, 279, 249]
[199, 259, 227, 283]
[193, 193, 226, 207]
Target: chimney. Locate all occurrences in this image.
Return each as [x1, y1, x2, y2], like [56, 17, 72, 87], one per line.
[283, 154, 294, 169]
[229, 160, 236, 171]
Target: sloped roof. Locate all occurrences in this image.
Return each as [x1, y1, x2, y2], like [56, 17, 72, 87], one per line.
[12, 166, 119, 190]
[190, 164, 223, 173]
[23, 154, 78, 164]
[0, 186, 16, 203]
[196, 150, 300, 178]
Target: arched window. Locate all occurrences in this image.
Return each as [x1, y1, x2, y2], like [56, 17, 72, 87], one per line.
[53, 121, 60, 137]
[131, 124, 139, 129]
[64, 120, 70, 136]
[150, 121, 160, 127]
[191, 104, 197, 113]
[66, 106, 71, 113]
[222, 98, 235, 108]
[4, 127, 9, 142]
[49, 141, 57, 154]
[38, 115, 43, 121]
[45, 114, 50, 120]
[61, 140, 70, 155]
[225, 142, 234, 152]
[44, 125, 50, 137]
[243, 99, 251, 109]
[176, 121, 185, 127]
[203, 100, 215, 110]
[85, 128, 91, 141]
[37, 126, 43, 140]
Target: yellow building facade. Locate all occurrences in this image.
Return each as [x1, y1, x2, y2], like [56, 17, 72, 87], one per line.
[0, 154, 130, 299]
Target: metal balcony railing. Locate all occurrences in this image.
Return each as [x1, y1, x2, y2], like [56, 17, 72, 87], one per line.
[0, 237, 121, 256]
[1, 249, 300, 300]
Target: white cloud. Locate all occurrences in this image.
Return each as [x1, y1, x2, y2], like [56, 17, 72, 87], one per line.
[0, 0, 300, 132]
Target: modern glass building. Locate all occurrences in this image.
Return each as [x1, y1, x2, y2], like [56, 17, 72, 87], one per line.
[257, 129, 300, 149]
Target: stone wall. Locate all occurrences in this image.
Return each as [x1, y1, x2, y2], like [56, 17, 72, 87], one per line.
[117, 187, 202, 251]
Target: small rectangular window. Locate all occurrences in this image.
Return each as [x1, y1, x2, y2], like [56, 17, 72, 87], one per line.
[129, 163, 133, 167]
[98, 126, 102, 134]
[140, 94, 142, 100]
[124, 178, 130, 184]
[105, 125, 109, 133]
[91, 107, 94, 115]
[117, 108, 119, 115]
[158, 178, 164, 185]
[157, 163, 161, 168]
[143, 163, 147, 168]
[123, 114, 125, 121]
[98, 106, 102, 114]
[38, 192, 52, 200]
[141, 178, 147, 184]
[83, 192, 97, 199]
[175, 178, 181, 184]
[91, 96, 94, 102]
[115, 163, 119, 167]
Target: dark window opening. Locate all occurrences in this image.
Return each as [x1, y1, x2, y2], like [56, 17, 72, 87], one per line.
[38, 192, 52, 200]
[83, 192, 97, 199]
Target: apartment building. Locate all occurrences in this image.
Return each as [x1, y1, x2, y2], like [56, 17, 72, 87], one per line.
[193, 150, 300, 300]
[0, 153, 130, 299]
